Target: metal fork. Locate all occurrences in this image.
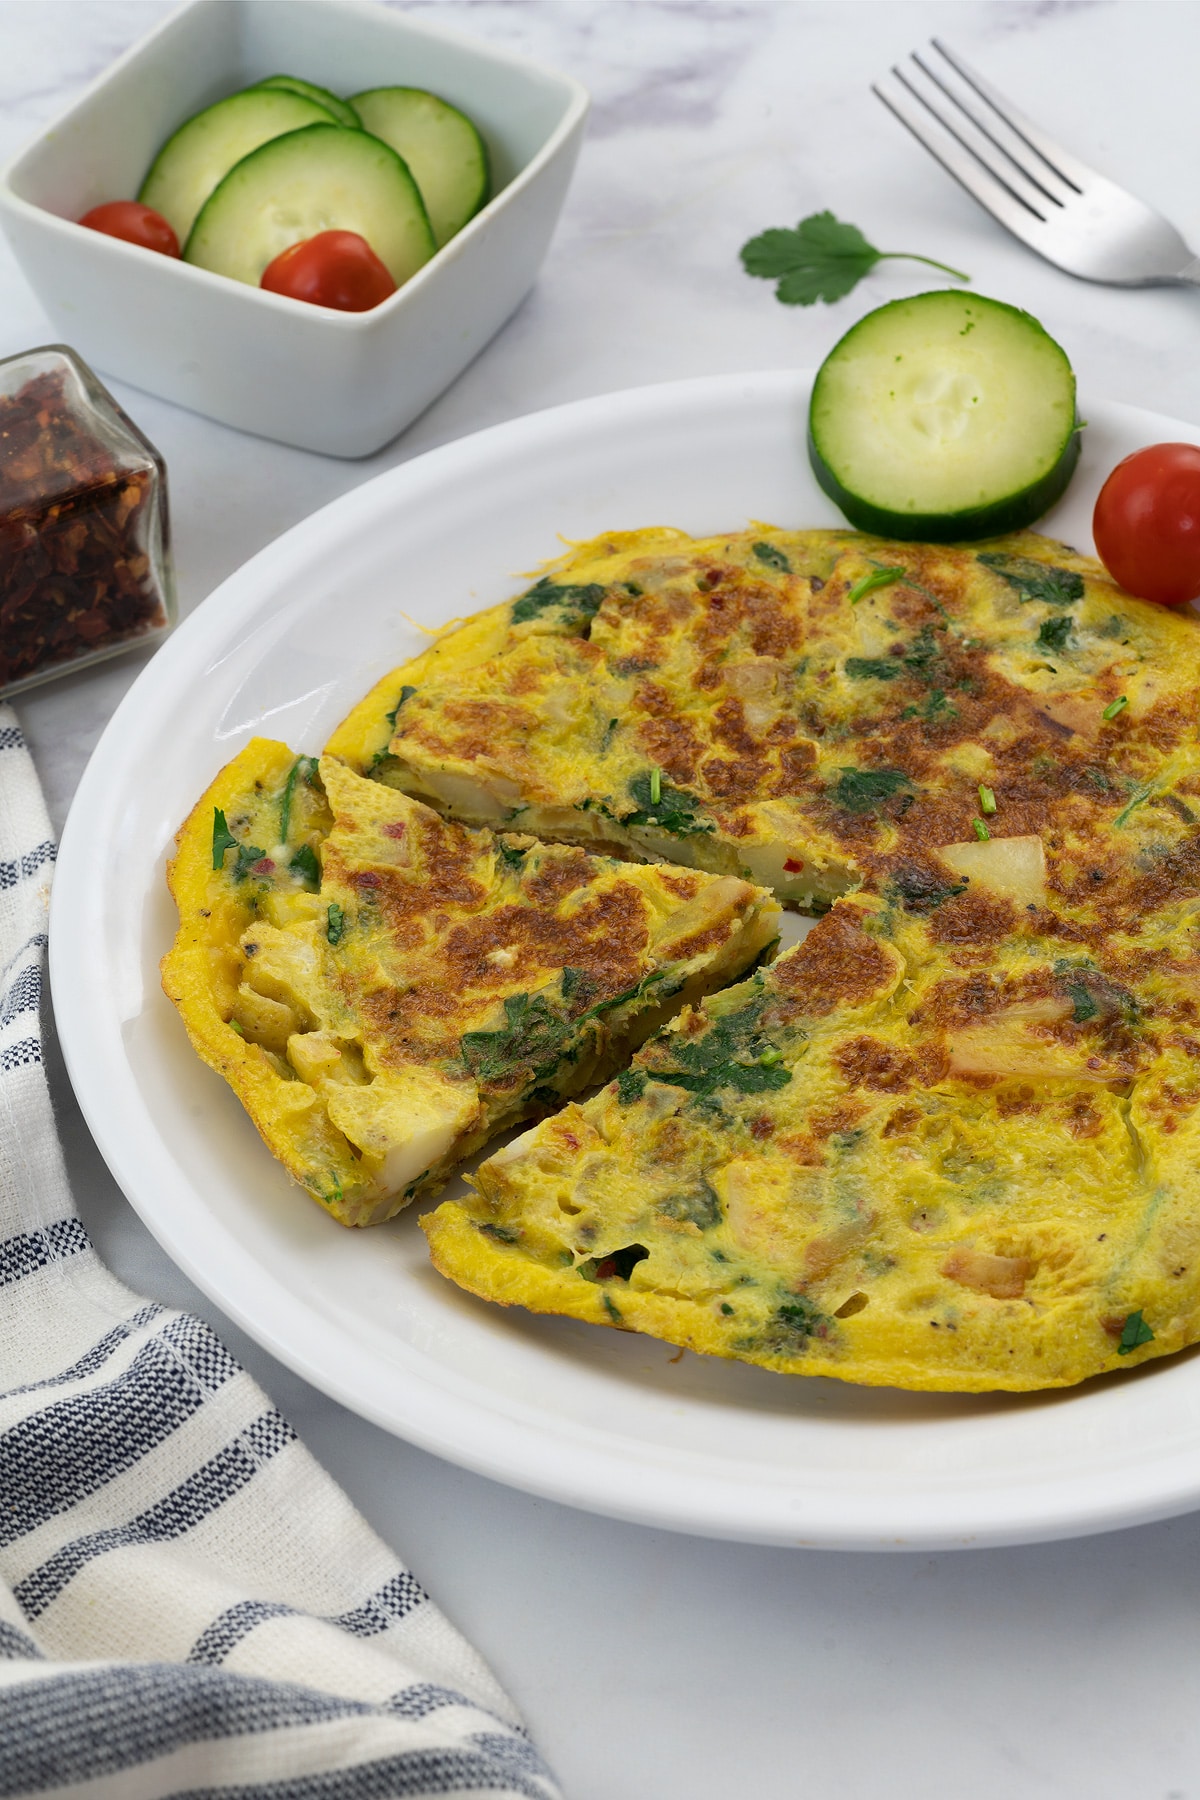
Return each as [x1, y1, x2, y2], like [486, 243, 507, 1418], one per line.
[874, 40, 1200, 289]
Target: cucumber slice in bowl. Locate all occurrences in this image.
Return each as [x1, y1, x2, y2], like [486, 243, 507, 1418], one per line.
[184, 124, 436, 291]
[808, 291, 1080, 541]
[350, 88, 489, 247]
[253, 75, 362, 131]
[139, 90, 337, 244]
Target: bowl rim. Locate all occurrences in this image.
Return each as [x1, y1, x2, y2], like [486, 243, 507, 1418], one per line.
[0, 0, 590, 332]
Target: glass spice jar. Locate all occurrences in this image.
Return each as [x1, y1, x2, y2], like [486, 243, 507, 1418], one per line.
[0, 344, 174, 700]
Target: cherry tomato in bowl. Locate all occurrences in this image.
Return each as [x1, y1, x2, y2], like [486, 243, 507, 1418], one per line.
[78, 201, 180, 258]
[260, 231, 397, 312]
[1092, 442, 1200, 606]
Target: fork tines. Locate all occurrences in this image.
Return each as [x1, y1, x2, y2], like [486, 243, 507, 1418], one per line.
[873, 39, 1095, 235]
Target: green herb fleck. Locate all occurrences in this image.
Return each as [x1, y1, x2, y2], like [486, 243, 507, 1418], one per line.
[1117, 1310, 1154, 1355]
[739, 210, 968, 307]
[510, 578, 606, 629]
[888, 862, 967, 913]
[288, 843, 320, 887]
[978, 553, 1084, 608]
[1103, 695, 1129, 721]
[560, 966, 593, 1004]
[844, 656, 903, 682]
[901, 688, 956, 723]
[657, 1182, 722, 1230]
[497, 840, 527, 871]
[773, 1296, 827, 1342]
[752, 540, 791, 572]
[212, 808, 238, 872]
[758, 1047, 783, 1067]
[478, 1222, 519, 1245]
[626, 772, 714, 838]
[828, 766, 913, 814]
[616, 1068, 647, 1105]
[848, 565, 905, 606]
[600, 717, 620, 752]
[643, 991, 791, 1103]
[973, 818, 990, 841]
[1114, 784, 1153, 829]
[720, 1302, 734, 1316]
[279, 755, 319, 841]
[388, 685, 418, 726]
[602, 1294, 623, 1324]
[978, 784, 997, 815]
[212, 808, 267, 881]
[1037, 615, 1073, 654]
[1065, 981, 1098, 1023]
[326, 902, 346, 945]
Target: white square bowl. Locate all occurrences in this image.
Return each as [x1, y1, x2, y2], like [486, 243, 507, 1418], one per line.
[0, 0, 588, 457]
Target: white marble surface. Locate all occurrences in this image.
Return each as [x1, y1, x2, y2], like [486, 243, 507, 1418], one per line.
[7, 2, 1200, 1795]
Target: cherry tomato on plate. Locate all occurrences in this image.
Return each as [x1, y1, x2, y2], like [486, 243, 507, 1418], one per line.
[1092, 442, 1200, 606]
[78, 201, 179, 258]
[260, 231, 397, 312]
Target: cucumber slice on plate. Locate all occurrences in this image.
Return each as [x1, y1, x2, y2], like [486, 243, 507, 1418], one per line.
[139, 90, 337, 244]
[808, 291, 1080, 541]
[184, 123, 436, 289]
[350, 87, 489, 247]
[252, 75, 362, 131]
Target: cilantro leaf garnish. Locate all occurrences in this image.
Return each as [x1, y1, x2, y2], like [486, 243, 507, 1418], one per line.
[978, 553, 1084, 608]
[740, 210, 968, 307]
[1117, 1310, 1154, 1355]
[326, 902, 346, 945]
[828, 766, 913, 814]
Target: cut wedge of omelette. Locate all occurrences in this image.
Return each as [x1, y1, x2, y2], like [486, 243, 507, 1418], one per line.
[162, 741, 779, 1226]
[368, 523, 1200, 1391]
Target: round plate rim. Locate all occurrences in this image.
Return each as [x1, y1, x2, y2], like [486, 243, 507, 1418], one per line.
[49, 367, 1200, 1551]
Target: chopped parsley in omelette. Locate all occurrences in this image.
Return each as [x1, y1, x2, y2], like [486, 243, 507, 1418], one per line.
[162, 743, 779, 1226]
[345, 523, 1200, 1390]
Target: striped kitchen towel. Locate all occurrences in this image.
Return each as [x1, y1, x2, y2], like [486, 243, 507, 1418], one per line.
[0, 703, 559, 1799]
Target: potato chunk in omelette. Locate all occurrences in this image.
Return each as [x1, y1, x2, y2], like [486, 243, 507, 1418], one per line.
[162, 742, 779, 1225]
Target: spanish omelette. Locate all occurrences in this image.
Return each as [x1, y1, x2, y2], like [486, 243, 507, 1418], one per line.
[162, 742, 779, 1226]
[350, 523, 1200, 1390]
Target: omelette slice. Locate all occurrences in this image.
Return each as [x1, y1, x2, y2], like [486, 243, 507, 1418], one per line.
[422, 872, 1200, 1392]
[325, 525, 1200, 909]
[162, 741, 779, 1226]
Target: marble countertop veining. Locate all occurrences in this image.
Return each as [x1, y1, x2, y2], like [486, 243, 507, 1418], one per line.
[6, 4, 1200, 1796]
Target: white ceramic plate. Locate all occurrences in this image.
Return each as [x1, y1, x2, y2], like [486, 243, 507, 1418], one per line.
[52, 371, 1200, 1551]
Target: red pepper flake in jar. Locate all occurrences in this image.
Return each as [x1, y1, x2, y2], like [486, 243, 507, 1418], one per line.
[0, 345, 173, 698]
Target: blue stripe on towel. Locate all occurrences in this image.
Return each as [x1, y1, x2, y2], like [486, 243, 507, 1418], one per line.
[0, 1218, 89, 1290]
[15, 1411, 296, 1618]
[0, 1315, 241, 1548]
